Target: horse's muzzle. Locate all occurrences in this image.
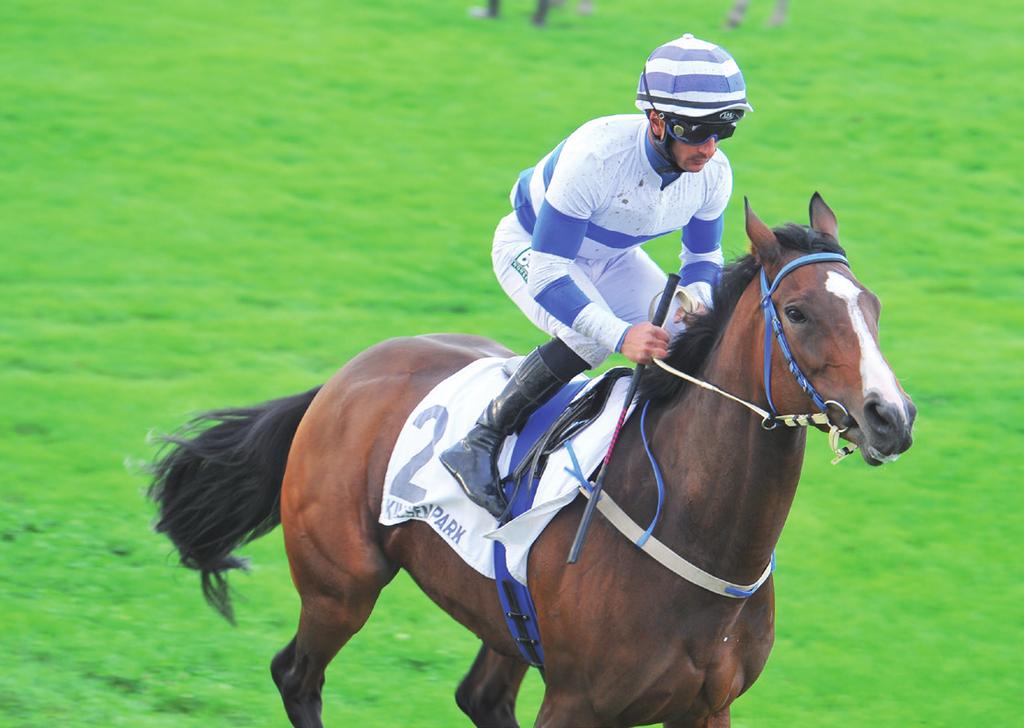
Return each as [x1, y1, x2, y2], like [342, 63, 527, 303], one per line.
[857, 392, 916, 465]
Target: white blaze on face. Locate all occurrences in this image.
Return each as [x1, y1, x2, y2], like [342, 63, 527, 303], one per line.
[824, 271, 908, 420]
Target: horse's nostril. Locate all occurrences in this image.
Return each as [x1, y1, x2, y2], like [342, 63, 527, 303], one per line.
[863, 397, 897, 435]
[861, 394, 915, 457]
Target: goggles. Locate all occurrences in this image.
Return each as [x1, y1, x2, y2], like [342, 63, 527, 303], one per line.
[663, 114, 739, 145]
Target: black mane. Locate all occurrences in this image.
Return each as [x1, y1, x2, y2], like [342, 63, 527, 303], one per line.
[638, 224, 846, 403]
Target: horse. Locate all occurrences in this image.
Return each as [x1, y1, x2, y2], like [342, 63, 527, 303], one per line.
[148, 193, 915, 727]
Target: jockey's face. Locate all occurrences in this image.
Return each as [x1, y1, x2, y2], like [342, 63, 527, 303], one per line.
[647, 111, 720, 173]
[670, 135, 717, 173]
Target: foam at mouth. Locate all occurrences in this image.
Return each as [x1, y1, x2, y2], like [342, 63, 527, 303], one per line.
[866, 445, 902, 464]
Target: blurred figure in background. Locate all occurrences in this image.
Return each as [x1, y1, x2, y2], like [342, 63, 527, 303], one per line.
[469, 0, 593, 25]
[533, 0, 594, 25]
[468, 0, 500, 18]
[725, 0, 789, 28]
[441, 34, 751, 516]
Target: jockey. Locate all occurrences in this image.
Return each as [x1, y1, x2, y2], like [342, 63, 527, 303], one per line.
[441, 34, 752, 517]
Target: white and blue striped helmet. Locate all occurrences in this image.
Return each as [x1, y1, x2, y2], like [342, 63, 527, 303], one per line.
[635, 34, 753, 119]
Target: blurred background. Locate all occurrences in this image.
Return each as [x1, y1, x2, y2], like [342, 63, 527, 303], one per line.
[1, 0, 1021, 725]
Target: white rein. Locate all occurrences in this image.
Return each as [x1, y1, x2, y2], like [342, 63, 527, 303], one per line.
[650, 357, 858, 464]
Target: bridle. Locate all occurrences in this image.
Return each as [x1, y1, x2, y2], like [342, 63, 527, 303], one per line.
[654, 251, 859, 464]
[565, 251, 864, 600]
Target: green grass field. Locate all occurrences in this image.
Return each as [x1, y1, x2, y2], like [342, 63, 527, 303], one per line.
[2, 1, 1022, 725]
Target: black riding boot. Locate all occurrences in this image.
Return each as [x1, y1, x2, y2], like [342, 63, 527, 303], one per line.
[440, 349, 566, 518]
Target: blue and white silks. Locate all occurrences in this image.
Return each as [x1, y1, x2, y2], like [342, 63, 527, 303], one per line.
[502, 114, 729, 358]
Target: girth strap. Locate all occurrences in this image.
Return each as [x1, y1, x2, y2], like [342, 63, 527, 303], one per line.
[493, 377, 590, 670]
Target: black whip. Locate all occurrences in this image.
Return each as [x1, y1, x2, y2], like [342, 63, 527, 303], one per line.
[566, 273, 680, 564]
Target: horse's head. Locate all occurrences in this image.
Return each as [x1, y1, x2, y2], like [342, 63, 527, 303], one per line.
[745, 194, 916, 465]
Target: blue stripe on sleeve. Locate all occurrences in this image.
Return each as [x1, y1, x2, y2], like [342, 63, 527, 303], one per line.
[532, 201, 588, 258]
[513, 167, 537, 232]
[614, 328, 628, 353]
[513, 141, 568, 235]
[534, 275, 592, 327]
[682, 215, 724, 254]
[542, 140, 567, 186]
[679, 260, 721, 286]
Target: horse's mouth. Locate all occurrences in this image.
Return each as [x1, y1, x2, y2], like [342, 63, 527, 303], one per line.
[841, 423, 905, 466]
[864, 443, 902, 466]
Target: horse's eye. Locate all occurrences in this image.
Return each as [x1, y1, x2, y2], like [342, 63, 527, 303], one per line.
[785, 306, 807, 324]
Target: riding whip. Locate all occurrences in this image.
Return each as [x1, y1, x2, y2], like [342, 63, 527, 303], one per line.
[567, 273, 681, 564]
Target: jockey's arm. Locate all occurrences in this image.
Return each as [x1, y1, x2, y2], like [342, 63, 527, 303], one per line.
[677, 214, 726, 317]
[527, 200, 635, 355]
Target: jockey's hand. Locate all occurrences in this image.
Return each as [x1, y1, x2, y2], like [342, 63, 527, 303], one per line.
[620, 322, 670, 364]
[671, 285, 709, 324]
[673, 301, 708, 324]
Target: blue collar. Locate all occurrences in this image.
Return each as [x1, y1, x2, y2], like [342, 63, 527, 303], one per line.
[643, 132, 681, 190]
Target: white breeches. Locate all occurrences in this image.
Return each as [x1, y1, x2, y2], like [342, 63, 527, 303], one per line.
[491, 212, 678, 367]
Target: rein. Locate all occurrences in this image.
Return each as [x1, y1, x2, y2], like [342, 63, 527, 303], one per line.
[654, 252, 858, 465]
[561, 252, 862, 601]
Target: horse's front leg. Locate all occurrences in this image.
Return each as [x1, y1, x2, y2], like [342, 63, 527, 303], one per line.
[533, 691, 610, 728]
[664, 709, 731, 728]
[455, 644, 529, 728]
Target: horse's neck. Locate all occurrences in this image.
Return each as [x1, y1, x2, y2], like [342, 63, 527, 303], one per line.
[641, 286, 806, 583]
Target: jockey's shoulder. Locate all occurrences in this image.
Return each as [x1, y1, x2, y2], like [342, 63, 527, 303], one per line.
[563, 115, 643, 167]
[570, 114, 645, 144]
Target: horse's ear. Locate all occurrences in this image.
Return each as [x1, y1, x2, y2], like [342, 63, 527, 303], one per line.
[745, 197, 780, 265]
[809, 192, 839, 239]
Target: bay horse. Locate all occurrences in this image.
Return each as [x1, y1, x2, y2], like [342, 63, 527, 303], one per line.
[148, 194, 915, 727]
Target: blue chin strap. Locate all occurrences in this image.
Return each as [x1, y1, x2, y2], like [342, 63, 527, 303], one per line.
[759, 252, 850, 427]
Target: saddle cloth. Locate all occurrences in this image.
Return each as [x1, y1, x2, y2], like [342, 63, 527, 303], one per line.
[380, 356, 631, 585]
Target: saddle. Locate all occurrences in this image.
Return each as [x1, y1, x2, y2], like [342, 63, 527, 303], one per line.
[503, 366, 633, 520]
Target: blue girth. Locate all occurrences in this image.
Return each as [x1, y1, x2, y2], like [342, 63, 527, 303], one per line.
[493, 378, 588, 670]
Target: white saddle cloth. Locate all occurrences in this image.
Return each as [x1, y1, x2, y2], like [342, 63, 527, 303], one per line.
[380, 357, 630, 586]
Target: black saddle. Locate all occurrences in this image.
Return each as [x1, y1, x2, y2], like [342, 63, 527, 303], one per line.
[505, 367, 633, 504]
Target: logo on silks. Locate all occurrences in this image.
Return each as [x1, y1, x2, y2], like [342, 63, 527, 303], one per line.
[511, 247, 531, 283]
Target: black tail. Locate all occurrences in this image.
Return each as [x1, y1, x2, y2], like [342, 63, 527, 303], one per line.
[148, 386, 321, 623]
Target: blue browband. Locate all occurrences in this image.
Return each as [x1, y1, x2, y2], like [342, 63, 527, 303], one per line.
[759, 252, 850, 424]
